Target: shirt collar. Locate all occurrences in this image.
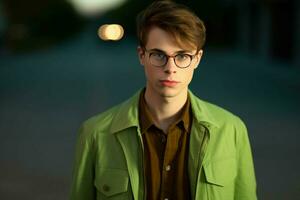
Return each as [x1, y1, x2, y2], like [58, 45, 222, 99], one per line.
[138, 89, 191, 134]
[138, 89, 153, 134]
[110, 89, 219, 134]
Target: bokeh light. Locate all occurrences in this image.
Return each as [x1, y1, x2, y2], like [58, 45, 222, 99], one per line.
[98, 24, 124, 41]
[68, 0, 127, 17]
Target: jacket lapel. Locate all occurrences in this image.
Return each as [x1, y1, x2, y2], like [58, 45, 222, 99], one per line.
[110, 90, 144, 200]
[188, 91, 220, 199]
[116, 128, 144, 200]
[188, 121, 207, 199]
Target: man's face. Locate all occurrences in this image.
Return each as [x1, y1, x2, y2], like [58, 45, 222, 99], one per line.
[138, 27, 203, 99]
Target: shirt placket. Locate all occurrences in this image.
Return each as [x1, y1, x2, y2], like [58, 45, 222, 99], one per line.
[160, 125, 181, 200]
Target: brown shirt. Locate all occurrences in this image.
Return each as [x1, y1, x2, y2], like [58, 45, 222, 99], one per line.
[139, 91, 192, 200]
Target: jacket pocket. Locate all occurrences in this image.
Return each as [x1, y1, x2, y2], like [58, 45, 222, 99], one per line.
[204, 157, 237, 186]
[203, 158, 237, 199]
[94, 168, 129, 199]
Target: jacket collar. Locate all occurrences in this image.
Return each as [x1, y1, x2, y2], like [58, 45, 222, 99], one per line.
[188, 90, 220, 129]
[110, 89, 219, 134]
[110, 90, 141, 133]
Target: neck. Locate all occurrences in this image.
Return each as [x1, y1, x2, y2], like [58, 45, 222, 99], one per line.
[144, 88, 188, 132]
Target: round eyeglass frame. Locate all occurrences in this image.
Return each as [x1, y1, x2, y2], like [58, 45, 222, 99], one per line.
[144, 49, 197, 69]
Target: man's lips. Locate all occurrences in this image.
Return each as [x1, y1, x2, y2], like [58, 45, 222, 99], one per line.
[160, 80, 179, 87]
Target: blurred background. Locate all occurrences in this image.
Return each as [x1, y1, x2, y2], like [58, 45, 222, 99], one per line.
[0, 0, 299, 199]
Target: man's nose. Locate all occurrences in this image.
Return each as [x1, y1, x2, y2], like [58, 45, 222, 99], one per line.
[164, 57, 177, 74]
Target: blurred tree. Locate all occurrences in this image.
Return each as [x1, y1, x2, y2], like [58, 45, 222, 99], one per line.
[2, 0, 85, 52]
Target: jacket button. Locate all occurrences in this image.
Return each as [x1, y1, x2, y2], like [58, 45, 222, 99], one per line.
[102, 184, 110, 192]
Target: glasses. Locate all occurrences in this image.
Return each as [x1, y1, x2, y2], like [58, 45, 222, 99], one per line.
[144, 49, 197, 68]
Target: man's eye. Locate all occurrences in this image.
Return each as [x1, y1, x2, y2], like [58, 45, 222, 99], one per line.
[151, 52, 165, 60]
[176, 54, 189, 61]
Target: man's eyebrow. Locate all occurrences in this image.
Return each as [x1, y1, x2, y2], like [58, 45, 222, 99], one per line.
[148, 48, 193, 54]
[148, 48, 166, 53]
[175, 50, 194, 54]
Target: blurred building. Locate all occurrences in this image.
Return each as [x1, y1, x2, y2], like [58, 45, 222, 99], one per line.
[234, 0, 298, 65]
[179, 0, 298, 65]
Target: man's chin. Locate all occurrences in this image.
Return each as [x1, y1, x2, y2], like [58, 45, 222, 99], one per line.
[158, 90, 180, 99]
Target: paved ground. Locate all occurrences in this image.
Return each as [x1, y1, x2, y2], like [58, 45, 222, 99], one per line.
[1, 23, 300, 199]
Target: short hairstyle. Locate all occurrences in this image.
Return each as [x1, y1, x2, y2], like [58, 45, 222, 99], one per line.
[136, 0, 206, 51]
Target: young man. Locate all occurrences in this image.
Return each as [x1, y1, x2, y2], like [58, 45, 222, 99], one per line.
[70, 1, 257, 200]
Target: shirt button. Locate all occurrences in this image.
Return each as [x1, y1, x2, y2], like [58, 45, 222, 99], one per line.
[165, 165, 171, 171]
[102, 184, 110, 192]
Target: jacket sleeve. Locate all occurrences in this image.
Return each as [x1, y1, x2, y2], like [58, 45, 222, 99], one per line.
[70, 124, 96, 200]
[234, 118, 257, 200]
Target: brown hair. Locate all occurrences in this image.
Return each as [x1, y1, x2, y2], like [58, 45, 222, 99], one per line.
[136, 0, 206, 51]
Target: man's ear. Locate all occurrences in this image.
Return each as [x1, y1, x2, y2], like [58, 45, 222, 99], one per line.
[137, 46, 145, 65]
[194, 50, 203, 69]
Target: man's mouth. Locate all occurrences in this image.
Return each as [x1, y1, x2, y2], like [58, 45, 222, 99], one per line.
[160, 80, 179, 87]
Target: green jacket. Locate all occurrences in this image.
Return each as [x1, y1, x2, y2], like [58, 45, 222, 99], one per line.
[70, 90, 257, 200]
